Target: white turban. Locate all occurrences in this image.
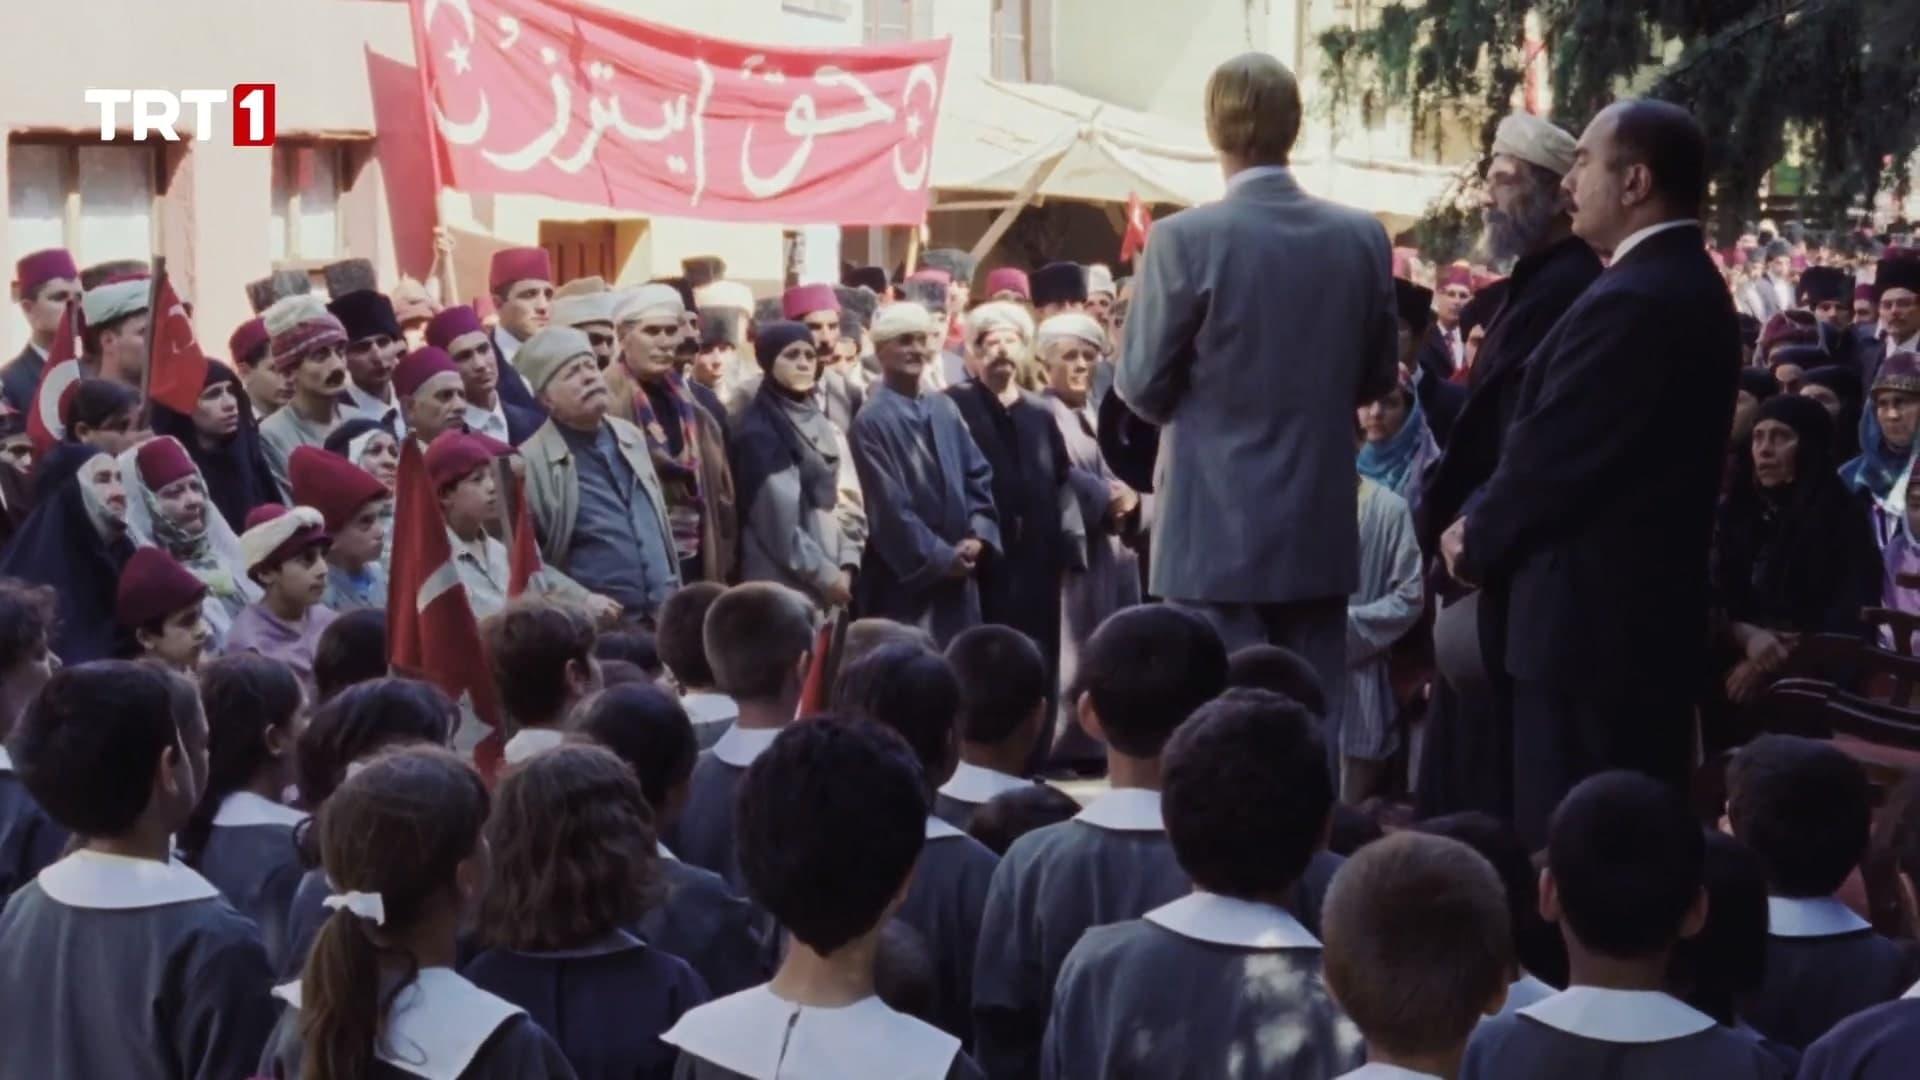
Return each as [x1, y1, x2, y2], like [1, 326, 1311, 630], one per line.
[1492, 112, 1577, 176]
[614, 284, 686, 327]
[695, 281, 755, 311]
[870, 302, 934, 345]
[1086, 263, 1116, 299]
[1036, 313, 1107, 354]
[551, 291, 616, 328]
[965, 301, 1035, 348]
[81, 278, 149, 327]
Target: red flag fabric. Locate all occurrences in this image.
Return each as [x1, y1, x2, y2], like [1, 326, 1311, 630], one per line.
[1120, 191, 1153, 264]
[795, 622, 834, 715]
[409, 0, 950, 224]
[147, 274, 210, 415]
[506, 473, 540, 598]
[26, 303, 80, 455]
[387, 437, 507, 777]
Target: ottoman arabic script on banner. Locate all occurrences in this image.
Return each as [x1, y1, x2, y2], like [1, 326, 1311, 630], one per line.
[410, 0, 951, 224]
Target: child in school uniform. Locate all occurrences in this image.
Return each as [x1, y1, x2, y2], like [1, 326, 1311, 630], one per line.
[279, 677, 460, 979]
[258, 747, 575, 1078]
[181, 654, 308, 975]
[0, 580, 65, 899]
[937, 626, 1046, 830]
[972, 605, 1228, 1080]
[1323, 832, 1515, 1080]
[1043, 688, 1364, 1079]
[465, 744, 709, 1079]
[571, 682, 774, 996]
[113, 547, 213, 675]
[1799, 776, 1920, 1077]
[668, 582, 815, 889]
[228, 504, 338, 696]
[0, 661, 278, 1078]
[1417, 812, 1569, 1015]
[838, 643, 1002, 1044]
[1461, 771, 1788, 1080]
[661, 717, 985, 1079]
[1725, 735, 1920, 1049]
[656, 582, 739, 749]
[481, 598, 601, 766]
[1670, 831, 1800, 1072]
[965, 784, 1083, 857]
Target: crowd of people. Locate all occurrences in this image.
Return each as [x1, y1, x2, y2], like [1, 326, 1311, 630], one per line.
[0, 47, 1918, 1080]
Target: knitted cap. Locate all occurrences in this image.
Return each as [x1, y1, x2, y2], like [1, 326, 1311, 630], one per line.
[262, 294, 347, 373]
[514, 326, 596, 394]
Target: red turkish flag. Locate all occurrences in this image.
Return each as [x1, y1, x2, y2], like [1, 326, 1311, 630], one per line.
[1120, 191, 1153, 265]
[408, 0, 949, 224]
[26, 302, 80, 456]
[146, 274, 210, 416]
[387, 437, 506, 778]
[506, 473, 540, 598]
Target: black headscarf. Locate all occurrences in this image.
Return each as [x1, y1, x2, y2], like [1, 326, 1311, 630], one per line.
[150, 363, 278, 532]
[0, 443, 135, 664]
[1797, 365, 1863, 462]
[1713, 394, 1879, 635]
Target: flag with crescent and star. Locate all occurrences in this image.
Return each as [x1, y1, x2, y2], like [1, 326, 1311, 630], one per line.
[409, 0, 951, 224]
[1120, 191, 1153, 265]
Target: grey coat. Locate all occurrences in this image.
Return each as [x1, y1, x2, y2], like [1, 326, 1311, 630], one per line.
[520, 415, 680, 615]
[1116, 167, 1398, 604]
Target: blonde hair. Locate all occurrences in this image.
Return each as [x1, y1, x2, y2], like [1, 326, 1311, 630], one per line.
[1205, 53, 1302, 166]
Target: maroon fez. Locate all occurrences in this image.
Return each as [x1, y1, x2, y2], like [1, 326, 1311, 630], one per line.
[116, 548, 208, 629]
[228, 317, 270, 368]
[14, 249, 78, 297]
[782, 284, 839, 320]
[394, 347, 460, 398]
[489, 247, 553, 293]
[425, 429, 500, 490]
[426, 304, 486, 350]
[135, 436, 197, 493]
[288, 445, 388, 533]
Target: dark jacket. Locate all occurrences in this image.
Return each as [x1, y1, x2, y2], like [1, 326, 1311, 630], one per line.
[1459, 224, 1739, 689]
[1419, 236, 1604, 551]
[945, 381, 1082, 671]
[504, 401, 545, 447]
[489, 328, 544, 414]
[1, 344, 44, 415]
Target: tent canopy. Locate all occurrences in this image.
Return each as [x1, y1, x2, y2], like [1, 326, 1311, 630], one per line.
[929, 73, 1461, 230]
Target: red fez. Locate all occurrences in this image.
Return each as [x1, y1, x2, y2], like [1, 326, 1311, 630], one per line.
[135, 436, 196, 493]
[1858, 283, 1878, 303]
[288, 445, 388, 533]
[425, 430, 499, 490]
[782, 284, 838, 320]
[394, 347, 460, 399]
[14, 248, 78, 298]
[984, 268, 1031, 300]
[228, 316, 270, 368]
[426, 304, 486, 349]
[1439, 263, 1474, 290]
[489, 247, 552, 293]
[116, 548, 208, 629]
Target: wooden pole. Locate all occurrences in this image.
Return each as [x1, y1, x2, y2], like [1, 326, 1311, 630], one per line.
[904, 224, 922, 277]
[136, 255, 165, 429]
[967, 148, 1070, 264]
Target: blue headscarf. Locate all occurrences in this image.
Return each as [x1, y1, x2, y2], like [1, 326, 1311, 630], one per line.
[1842, 403, 1917, 501]
[1356, 388, 1439, 500]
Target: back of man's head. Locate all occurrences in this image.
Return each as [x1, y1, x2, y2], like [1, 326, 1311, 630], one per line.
[1205, 53, 1302, 168]
[1726, 733, 1871, 898]
[946, 625, 1048, 746]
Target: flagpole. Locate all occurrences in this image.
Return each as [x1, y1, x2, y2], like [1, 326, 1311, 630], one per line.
[407, 0, 458, 305]
[137, 255, 165, 430]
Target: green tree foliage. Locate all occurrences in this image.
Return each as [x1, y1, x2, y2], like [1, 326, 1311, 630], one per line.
[1319, 0, 1920, 247]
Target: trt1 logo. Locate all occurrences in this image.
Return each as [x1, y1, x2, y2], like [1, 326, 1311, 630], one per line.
[84, 85, 276, 146]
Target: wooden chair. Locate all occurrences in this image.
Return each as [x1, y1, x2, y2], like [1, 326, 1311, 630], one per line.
[1863, 607, 1920, 658]
[1821, 693, 1920, 794]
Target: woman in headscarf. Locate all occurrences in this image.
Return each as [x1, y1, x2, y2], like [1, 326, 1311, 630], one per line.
[322, 418, 400, 492]
[0, 442, 136, 663]
[1871, 455, 1920, 643]
[1796, 364, 1863, 463]
[119, 434, 258, 649]
[1712, 395, 1880, 724]
[1843, 351, 1920, 502]
[1355, 379, 1439, 505]
[729, 320, 866, 611]
[149, 363, 278, 532]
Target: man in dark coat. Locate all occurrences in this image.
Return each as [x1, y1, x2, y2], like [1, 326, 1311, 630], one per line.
[5, 249, 80, 414]
[1441, 101, 1739, 848]
[945, 302, 1084, 682]
[1415, 112, 1602, 822]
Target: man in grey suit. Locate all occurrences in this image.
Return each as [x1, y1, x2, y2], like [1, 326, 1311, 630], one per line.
[1116, 52, 1398, 768]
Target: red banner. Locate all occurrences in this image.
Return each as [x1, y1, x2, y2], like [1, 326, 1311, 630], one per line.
[410, 0, 950, 224]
